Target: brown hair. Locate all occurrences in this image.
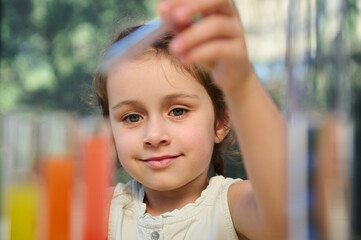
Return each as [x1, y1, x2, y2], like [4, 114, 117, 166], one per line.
[93, 25, 235, 175]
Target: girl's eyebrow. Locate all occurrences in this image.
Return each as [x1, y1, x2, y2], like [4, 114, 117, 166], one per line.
[163, 93, 200, 102]
[111, 100, 142, 111]
[111, 93, 199, 110]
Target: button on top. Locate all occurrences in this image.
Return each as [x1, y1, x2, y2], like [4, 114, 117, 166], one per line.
[151, 231, 160, 240]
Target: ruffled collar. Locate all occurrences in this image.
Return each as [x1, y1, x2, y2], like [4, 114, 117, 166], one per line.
[134, 176, 223, 221]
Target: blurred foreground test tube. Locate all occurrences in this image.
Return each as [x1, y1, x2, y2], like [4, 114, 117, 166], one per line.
[39, 113, 77, 240]
[285, 0, 352, 239]
[81, 116, 114, 240]
[1, 113, 40, 240]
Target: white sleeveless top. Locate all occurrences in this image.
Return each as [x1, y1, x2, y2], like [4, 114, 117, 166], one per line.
[108, 175, 241, 240]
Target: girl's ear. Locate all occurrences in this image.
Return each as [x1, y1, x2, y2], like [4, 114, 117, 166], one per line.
[214, 116, 231, 143]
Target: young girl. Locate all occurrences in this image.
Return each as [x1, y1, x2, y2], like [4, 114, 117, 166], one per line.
[94, 0, 286, 239]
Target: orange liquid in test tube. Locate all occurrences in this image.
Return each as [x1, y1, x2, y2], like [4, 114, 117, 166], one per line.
[42, 157, 74, 240]
[83, 137, 111, 240]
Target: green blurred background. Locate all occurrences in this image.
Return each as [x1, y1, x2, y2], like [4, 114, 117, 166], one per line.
[1, 0, 361, 120]
[0, 0, 157, 114]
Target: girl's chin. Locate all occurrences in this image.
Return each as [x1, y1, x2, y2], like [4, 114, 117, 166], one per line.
[142, 179, 188, 192]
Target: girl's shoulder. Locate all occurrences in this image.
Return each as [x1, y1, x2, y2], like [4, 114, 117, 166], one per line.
[211, 175, 243, 191]
[205, 175, 243, 204]
[227, 179, 252, 207]
[228, 179, 251, 197]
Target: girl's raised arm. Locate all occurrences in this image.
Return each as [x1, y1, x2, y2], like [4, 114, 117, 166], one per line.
[158, 0, 287, 239]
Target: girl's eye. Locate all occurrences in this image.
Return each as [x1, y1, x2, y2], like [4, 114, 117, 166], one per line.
[170, 108, 188, 117]
[123, 114, 143, 123]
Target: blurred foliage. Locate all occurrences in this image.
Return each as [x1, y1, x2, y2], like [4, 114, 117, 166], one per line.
[348, 1, 361, 237]
[0, 0, 157, 114]
[345, 1, 361, 237]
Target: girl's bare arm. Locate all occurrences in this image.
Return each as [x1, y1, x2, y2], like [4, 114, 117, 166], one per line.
[225, 71, 287, 239]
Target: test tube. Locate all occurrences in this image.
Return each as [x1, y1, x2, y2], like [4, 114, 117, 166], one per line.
[315, 117, 351, 240]
[81, 116, 113, 240]
[1, 112, 40, 240]
[0, 114, 3, 240]
[285, 0, 351, 239]
[38, 112, 77, 240]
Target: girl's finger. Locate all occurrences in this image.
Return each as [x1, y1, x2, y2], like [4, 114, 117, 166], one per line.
[170, 15, 241, 56]
[179, 39, 246, 66]
[158, 0, 236, 25]
[180, 39, 252, 90]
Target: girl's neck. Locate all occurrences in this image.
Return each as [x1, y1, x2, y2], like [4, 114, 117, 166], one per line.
[143, 174, 209, 216]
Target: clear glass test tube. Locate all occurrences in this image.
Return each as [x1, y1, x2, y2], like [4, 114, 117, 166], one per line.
[286, 0, 352, 239]
[1, 112, 40, 240]
[38, 112, 78, 240]
[80, 116, 114, 240]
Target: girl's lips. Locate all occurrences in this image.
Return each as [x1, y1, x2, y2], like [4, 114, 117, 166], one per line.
[143, 155, 181, 168]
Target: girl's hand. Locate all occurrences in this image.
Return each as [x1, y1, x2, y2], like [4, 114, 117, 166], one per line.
[157, 0, 254, 92]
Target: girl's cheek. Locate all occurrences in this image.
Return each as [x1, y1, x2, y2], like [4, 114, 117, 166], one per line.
[114, 141, 135, 168]
[115, 133, 129, 147]
[177, 123, 215, 148]
[117, 132, 136, 144]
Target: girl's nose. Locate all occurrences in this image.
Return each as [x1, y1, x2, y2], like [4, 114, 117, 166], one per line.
[143, 118, 170, 147]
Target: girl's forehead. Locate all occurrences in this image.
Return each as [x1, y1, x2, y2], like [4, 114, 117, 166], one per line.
[108, 55, 201, 90]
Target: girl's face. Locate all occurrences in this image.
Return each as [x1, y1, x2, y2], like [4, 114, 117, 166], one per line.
[107, 56, 220, 191]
